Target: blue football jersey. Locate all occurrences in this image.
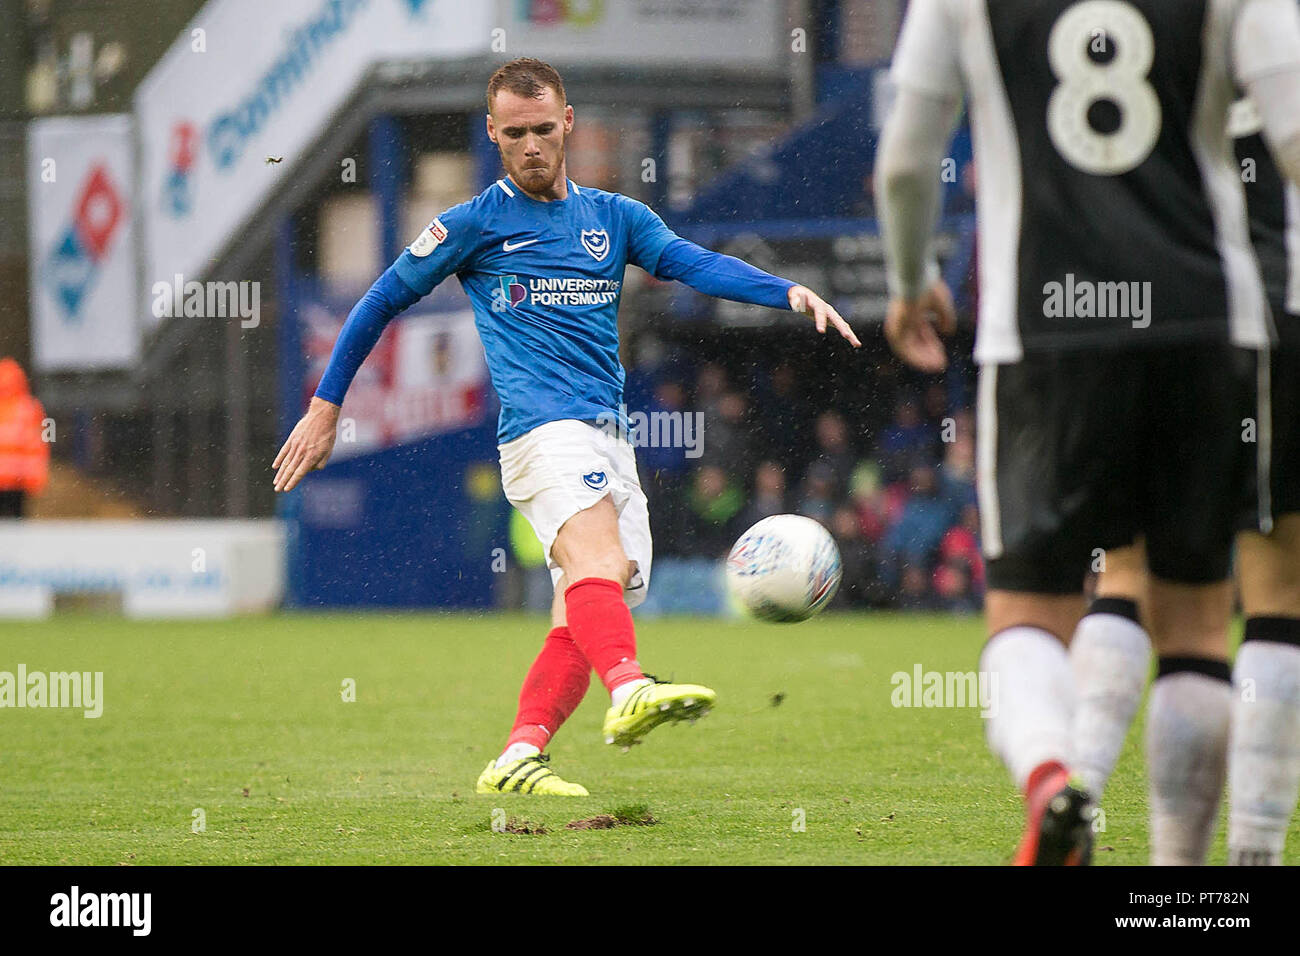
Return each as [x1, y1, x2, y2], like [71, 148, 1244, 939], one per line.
[393, 177, 680, 444]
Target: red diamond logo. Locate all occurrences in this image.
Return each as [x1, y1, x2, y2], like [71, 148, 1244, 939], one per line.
[74, 165, 124, 261]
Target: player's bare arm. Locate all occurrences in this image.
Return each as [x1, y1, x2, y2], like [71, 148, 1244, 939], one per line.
[875, 82, 962, 372]
[272, 396, 340, 492]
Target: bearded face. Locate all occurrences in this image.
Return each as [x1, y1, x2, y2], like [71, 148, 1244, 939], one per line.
[487, 87, 573, 200]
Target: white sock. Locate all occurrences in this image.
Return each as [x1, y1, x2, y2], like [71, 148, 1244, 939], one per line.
[1146, 665, 1231, 866]
[1069, 603, 1151, 798]
[1228, 638, 1300, 866]
[495, 742, 540, 768]
[610, 677, 652, 709]
[980, 627, 1074, 791]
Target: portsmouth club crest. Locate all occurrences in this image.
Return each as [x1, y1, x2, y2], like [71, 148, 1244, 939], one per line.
[580, 229, 610, 262]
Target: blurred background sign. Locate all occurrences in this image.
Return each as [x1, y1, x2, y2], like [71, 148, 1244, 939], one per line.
[502, 0, 783, 66]
[301, 304, 489, 460]
[0, 519, 284, 617]
[134, 0, 491, 300]
[26, 114, 137, 371]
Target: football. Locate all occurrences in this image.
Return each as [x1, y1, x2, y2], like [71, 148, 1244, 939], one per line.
[725, 514, 843, 622]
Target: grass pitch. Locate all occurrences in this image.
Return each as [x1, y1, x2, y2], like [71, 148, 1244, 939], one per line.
[0, 611, 1289, 865]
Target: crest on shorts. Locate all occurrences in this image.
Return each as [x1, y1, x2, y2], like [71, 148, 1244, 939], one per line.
[580, 229, 610, 262]
[582, 471, 608, 491]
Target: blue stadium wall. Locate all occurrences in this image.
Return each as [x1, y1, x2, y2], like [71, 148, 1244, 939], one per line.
[282, 425, 508, 609]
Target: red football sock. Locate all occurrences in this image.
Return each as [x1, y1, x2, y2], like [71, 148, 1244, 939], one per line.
[564, 577, 645, 692]
[505, 626, 592, 751]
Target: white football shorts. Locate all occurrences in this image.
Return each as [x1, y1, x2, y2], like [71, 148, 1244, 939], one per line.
[498, 418, 652, 608]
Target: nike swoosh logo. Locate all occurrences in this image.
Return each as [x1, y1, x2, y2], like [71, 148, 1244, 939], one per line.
[503, 238, 540, 252]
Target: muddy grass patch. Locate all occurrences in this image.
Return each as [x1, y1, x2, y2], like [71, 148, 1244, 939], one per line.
[567, 803, 658, 830]
[501, 817, 548, 835]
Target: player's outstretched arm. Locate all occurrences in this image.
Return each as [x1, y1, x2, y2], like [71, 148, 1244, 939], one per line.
[273, 397, 341, 492]
[876, 0, 965, 371]
[876, 82, 962, 372]
[272, 265, 421, 492]
[651, 239, 860, 346]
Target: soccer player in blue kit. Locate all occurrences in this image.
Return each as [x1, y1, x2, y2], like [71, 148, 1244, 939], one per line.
[274, 58, 859, 796]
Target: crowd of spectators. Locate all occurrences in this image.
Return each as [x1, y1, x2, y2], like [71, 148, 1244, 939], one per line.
[633, 359, 984, 612]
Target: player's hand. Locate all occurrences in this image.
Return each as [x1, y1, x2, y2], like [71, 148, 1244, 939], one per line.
[788, 285, 861, 348]
[884, 279, 957, 372]
[273, 397, 341, 492]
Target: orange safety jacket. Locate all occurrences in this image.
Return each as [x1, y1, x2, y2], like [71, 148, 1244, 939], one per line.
[0, 358, 49, 494]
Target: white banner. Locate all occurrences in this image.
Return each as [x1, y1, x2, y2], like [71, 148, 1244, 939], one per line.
[0, 520, 285, 618]
[499, 0, 782, 66]
[135, 0, 782, 320]
[134, 0, 490, 308]
[27, 115, 138, 371]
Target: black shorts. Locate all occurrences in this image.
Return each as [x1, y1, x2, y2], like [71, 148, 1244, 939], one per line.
[980, 344, 1257, 593]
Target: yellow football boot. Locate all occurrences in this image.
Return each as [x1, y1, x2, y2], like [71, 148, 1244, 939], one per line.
[602, 677, 717, 748]
[475, 754, 590, 796]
